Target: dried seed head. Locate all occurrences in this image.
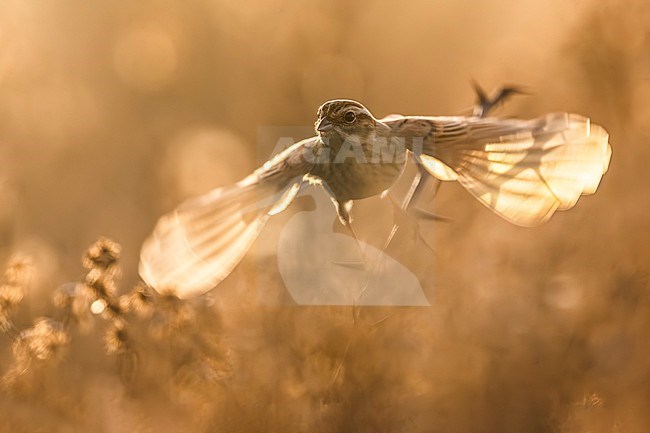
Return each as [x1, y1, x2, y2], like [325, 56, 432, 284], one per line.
[0, 284, 24, 308]
[157, 290, 196, 330]
[83, 237, 121, 270]
[84, 269, 116, 298]
[4, 256, 33, 287]
[102, 300, 125, 320]
[0, 314, 13, 333]
[0, 282, 25, 333]
[582, 393, 605, 409]
[148, 291, 194, 339]
[120, 283, 155, 318]
[0, 257, 29, 333]
[105, 320, 129, 354]
[13, 317, 70, 362]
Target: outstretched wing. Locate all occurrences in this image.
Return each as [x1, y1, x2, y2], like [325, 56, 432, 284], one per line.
[386, 114, 611, 226]
[139, 137, 319, 298]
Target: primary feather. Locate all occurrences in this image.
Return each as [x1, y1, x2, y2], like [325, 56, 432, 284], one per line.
[139, 138, 316, 298]
[387, 112, 611, 226]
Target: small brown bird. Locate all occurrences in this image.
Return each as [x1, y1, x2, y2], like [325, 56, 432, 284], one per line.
[139, 94, 612, 297]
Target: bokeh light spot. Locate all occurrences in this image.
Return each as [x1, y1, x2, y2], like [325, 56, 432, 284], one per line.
[113, 24, 178, 93]
[162, 127, 254, 200]
[90, 298, 107, 315]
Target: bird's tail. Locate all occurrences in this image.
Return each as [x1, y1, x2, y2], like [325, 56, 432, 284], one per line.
[424, 113, 612, 226]
[139, 173, 301, 298]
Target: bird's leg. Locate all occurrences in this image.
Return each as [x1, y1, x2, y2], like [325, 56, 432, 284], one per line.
[401, 161, 425, 210]
[334, 200, 375, 311]
[382, 191, 438, 256]
[380, 156, 448, 253]
[394, 154, 442, 212]
[407, 174, 448, 221]
[332, 200, 367, 270]
[335, 199, 354, 228]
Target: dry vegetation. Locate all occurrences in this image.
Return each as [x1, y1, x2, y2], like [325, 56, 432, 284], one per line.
[0, 0, 648, 432]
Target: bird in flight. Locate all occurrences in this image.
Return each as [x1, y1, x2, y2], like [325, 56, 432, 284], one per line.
[139, 87, 612, 298]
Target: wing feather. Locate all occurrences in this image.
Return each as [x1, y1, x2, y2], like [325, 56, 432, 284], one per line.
[387, 113, 611, 226]
[139, 137, 318, 297]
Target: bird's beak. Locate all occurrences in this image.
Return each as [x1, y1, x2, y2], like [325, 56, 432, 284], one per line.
[317, 117, 334, 132]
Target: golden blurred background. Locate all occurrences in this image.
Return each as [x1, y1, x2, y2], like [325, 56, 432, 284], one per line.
[0, 0, 648, 432]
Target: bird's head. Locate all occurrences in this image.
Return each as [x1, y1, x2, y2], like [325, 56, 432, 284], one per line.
[315, 99, 377, 138]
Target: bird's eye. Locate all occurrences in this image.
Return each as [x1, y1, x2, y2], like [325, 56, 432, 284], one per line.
[344, 111, 356, 123]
